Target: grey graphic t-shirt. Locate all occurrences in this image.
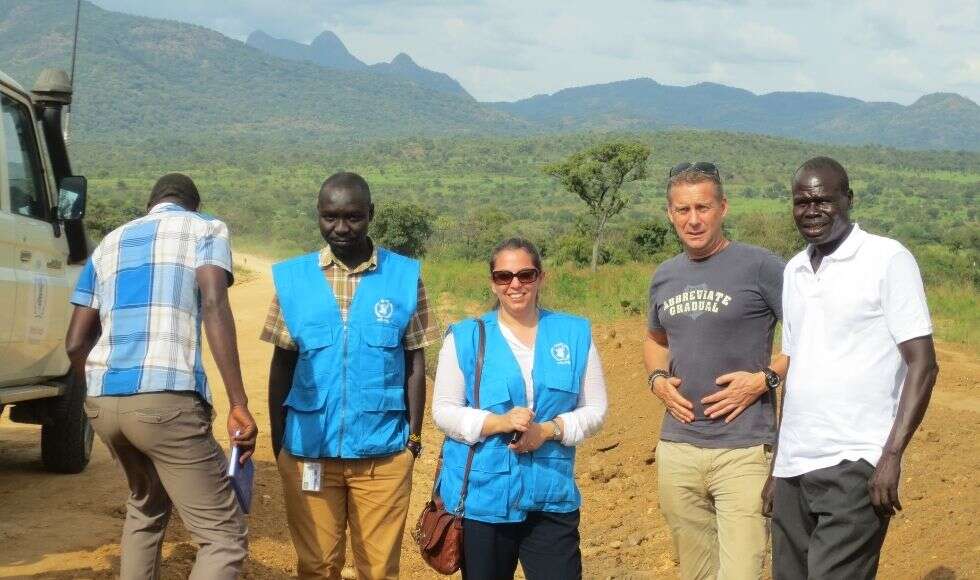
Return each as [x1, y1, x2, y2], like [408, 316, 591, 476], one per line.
[648, 242, 785, 448]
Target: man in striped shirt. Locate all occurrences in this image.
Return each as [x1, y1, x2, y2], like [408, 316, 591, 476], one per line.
[65, 173, 257, 580]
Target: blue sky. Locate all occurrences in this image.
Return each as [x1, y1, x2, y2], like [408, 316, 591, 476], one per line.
[89, 0, 980, 104]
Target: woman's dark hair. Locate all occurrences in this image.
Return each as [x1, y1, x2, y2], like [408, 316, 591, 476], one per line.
[489, 237, 543, 273]
[489, 237, 543, 310]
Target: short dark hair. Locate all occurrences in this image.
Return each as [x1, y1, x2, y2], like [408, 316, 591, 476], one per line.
[794, 156, 850, 194]
[320, 171, 371, 202]
[148, 173, 200, 210]
[666, 169, 724, 203]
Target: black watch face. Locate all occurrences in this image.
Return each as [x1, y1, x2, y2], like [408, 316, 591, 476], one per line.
[766, 371, 779, 388]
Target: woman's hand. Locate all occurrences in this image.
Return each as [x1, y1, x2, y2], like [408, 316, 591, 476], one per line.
[482, 406, 535, 437]
[509, 422, 548, 454]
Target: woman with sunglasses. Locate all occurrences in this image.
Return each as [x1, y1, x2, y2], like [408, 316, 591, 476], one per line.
[432, 237, 608, 580]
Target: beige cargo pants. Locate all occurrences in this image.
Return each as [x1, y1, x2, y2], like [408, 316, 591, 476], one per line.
[85, 392, 247, 580]
[656, 440, 771, 580]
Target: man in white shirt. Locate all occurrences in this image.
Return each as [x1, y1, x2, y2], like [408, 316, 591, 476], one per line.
[770, 157, 939, 580]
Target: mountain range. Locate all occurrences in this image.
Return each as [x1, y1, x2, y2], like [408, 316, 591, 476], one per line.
[0, 0, 976, 151]
[246, 30, 472, 100]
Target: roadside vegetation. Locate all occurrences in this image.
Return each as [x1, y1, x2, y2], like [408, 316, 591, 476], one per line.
[75, 130, 978, 346]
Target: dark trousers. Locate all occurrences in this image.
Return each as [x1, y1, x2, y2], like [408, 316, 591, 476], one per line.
[462, 510, 582, 580]
[773, 460, 890, 580]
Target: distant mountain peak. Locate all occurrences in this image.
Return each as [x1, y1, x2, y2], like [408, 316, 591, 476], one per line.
[391, 52, 416, 66]
[310, 30, 345, 50]
[911, 92, 979, 111]
[246, 28, 365, 70]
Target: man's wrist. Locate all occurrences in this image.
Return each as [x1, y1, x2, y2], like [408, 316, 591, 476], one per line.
[647, 369, 671, 389]
[229, 399, 249, 409]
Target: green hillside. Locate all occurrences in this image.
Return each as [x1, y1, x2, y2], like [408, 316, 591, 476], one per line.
[0, 0, 525, 141]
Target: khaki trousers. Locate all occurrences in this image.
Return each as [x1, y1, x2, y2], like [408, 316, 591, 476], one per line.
[84, 392, 247, 580]
[656, 441, 771, 580]
[278, 449, 414, 580]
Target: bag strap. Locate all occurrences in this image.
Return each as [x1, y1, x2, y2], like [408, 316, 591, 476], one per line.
[456, 319, 485, 514]
[428, 319, 486, 514]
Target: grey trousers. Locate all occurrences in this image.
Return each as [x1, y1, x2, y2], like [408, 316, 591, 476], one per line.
[772, 459, 890, 580]
[85, 392, 247, 580]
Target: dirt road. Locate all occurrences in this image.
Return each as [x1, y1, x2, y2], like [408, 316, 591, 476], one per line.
[1, 257, 977, 579]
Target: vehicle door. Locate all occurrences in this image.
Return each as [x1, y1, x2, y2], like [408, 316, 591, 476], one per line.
[0, 87, 15, 356]
[1, 91, 69, 384]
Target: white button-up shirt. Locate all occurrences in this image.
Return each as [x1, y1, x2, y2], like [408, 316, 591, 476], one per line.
[774, 224, 933, 478]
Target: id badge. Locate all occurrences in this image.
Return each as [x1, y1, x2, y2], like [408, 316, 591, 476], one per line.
[301, 461, 322, 492]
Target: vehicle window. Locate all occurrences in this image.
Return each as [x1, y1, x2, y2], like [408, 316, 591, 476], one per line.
[2, 94, 49, 220]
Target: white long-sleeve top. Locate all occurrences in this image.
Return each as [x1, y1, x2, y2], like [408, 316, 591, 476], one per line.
[432, 323, 608, 446]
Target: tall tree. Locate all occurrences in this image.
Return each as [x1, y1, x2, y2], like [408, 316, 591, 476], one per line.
[544, 141, 651, 271]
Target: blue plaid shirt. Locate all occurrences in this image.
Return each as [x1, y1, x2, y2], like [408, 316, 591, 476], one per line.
[70, 202, 233, 401]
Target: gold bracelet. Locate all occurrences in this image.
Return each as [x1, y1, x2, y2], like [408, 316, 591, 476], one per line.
[408, 433, 422, 443]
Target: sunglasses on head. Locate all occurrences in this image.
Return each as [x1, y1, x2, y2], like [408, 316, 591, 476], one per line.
[668, 161, 720, 178]
[491, 268, 540, 285]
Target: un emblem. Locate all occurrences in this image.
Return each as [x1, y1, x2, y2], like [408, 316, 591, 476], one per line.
[374, 299, 394, 323]
[551, 342, 571, 365]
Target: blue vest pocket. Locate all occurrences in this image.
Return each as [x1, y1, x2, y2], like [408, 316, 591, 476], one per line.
[354, 388, 407, 455]
[297, 324, 337, 352]
[531, 443, 577, 504]
[361, 324, 403, 386]
[477, 379, 513, 413]
[465, 445, 512, 517]
[284, 385, 329, 412]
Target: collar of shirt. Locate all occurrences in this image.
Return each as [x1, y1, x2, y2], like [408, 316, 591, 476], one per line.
[147, 201, 188, 215]
[318, 237, 378, 274]
[791, 223, 867, 273]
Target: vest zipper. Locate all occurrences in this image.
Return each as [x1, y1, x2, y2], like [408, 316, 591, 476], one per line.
[340, 321, 349, 455]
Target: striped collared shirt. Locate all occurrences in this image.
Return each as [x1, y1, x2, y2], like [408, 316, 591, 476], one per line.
[70, 202, 233, 401]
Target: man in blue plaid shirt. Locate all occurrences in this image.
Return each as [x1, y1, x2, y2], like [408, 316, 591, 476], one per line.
[65, 173, 257, 580]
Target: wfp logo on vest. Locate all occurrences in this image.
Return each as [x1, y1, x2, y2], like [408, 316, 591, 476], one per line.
[374, 299, 394, 323]
[551, 342, 571, 365]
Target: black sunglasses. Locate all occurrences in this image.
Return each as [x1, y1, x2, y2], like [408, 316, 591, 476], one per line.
[491, 268, 540, 286]
[669, 161, 720, 178]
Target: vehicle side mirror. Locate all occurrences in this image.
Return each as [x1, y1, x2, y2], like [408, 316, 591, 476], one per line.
[57, 175, 87, 221]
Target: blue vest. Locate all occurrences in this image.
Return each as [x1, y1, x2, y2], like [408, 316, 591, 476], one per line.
[438, 310, 591, 524]
[272, 248, 420, 459]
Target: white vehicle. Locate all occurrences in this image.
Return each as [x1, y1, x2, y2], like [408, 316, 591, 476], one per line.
[0, 67, 92, 473]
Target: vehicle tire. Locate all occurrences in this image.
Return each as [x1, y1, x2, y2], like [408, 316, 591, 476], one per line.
[41, 376, 93, 474]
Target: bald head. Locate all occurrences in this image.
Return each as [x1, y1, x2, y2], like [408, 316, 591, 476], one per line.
[319, 172, 372, 207]
[793, 156, 849, 196]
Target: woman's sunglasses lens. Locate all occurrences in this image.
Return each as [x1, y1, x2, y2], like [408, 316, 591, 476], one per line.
[492, 271, 514, 285]
[516, 269, 539, 283]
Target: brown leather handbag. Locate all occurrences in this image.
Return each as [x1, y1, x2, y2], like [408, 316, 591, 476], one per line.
[413, 319, 485, 575]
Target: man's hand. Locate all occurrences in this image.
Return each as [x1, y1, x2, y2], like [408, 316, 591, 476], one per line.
[228, 404, 258, 463]
[762, 475, 775, 517]
[509, 422, 548, 454]
[868, 451, 903, 517]
[703, 371, 767, 422]
[651, 376, 694, 423]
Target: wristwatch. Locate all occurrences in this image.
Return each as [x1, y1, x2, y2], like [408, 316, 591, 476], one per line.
[550, 420, 563, 442]
[407, 433, 422, 457]
[762, 367, 781, 390]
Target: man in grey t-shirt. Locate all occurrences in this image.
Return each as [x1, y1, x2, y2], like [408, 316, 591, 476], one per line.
[644, 162, 788, 580]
